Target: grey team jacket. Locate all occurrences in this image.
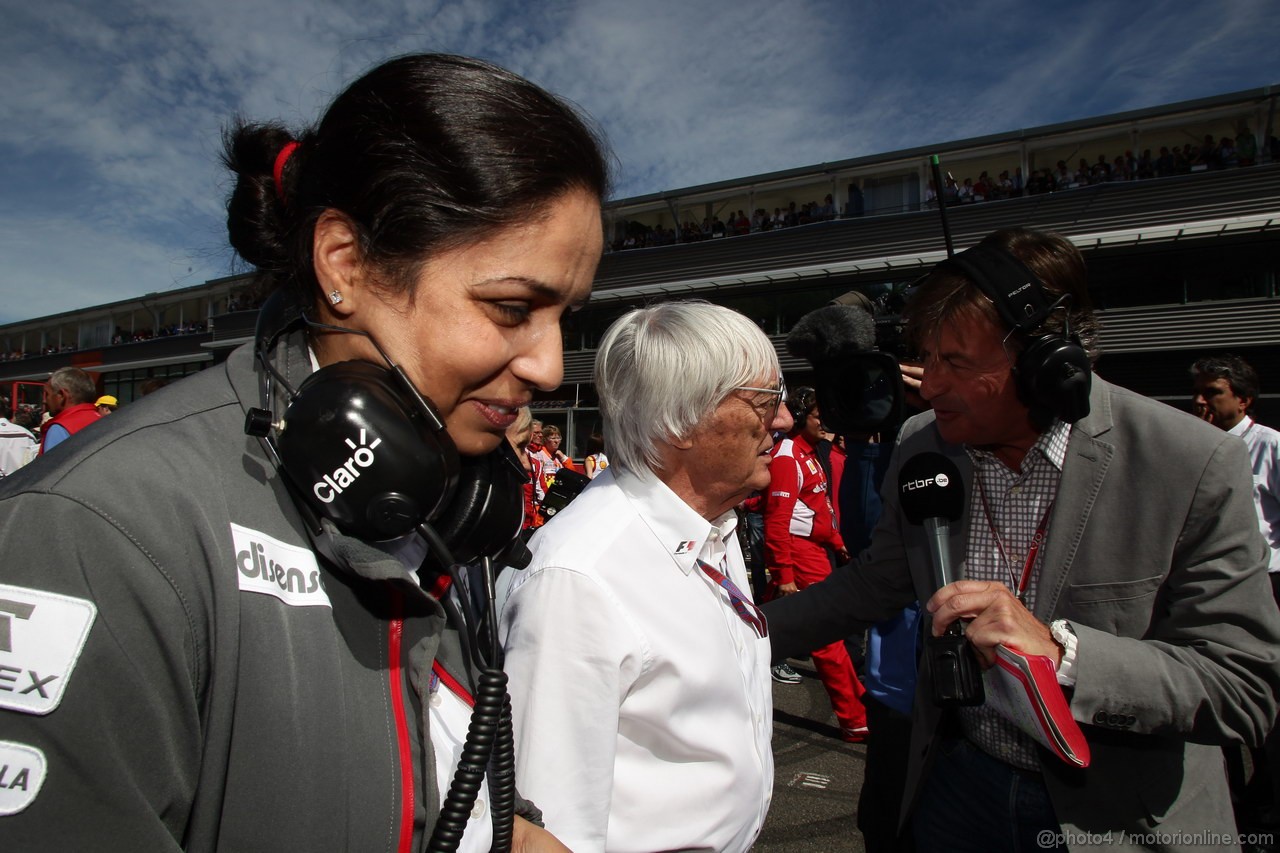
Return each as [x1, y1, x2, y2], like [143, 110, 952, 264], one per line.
[0, 332, 504, 851]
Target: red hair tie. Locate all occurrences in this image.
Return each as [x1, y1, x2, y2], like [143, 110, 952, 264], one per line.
[272, 141, 300, 202]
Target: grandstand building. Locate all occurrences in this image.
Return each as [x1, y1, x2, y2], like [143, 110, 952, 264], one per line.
[3, 85, 1277, 454]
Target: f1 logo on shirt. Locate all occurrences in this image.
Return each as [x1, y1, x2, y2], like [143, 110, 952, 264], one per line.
[673, 540, 697, 555]
[0, 584, 96, 716]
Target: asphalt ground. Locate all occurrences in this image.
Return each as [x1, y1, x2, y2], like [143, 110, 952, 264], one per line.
[755, 662, 1280, 853]
[755, 658, 868, 852]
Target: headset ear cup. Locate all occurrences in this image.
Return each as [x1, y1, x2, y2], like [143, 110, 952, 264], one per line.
[1017, 335, 1092, 424]
[786, 386, 817, 424]
[429, 445, 526, 567]
[274, 360, 460, 540]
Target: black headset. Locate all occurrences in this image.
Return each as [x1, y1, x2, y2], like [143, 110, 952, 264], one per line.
[244, 288, 529, 566]
[941, 243, 1092, 423]
[786, 385, 818, 424]
[245, 288, 529, 852]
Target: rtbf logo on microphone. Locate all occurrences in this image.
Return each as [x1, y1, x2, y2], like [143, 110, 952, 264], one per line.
[312, 428, 382, 504]
[898, 452, 965, 525]
[902, 472, 949, 492]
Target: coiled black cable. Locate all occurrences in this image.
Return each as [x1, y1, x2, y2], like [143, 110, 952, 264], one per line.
[487, 689, 517, 852]
[427, 663, 509, 852]
[420, 524, 515, 853]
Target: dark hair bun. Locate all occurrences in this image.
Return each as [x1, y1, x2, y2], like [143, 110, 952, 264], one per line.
[223, 121, 299, 273]
[222, 54, 608, 301]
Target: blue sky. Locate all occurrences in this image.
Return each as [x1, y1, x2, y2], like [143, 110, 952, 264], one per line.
[2, 0, 1277, 324]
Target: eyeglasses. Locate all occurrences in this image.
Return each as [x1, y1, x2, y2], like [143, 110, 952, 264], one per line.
[734, 377, 787, 420]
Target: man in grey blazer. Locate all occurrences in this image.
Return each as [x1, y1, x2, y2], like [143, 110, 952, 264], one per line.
[766, 228, 1280, 852]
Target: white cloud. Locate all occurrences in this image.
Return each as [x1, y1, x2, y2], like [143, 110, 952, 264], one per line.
[0, 0, 1277, 322]
[0, 212, 225, 325]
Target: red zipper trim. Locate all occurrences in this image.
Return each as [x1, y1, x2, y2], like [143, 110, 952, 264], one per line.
[388, 593, 414, 853]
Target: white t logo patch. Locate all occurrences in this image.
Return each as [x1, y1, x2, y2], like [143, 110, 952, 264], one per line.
[0, 585, 96, 716]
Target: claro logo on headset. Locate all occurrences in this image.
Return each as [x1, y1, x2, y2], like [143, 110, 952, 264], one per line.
[901, 472, 950, 492]
[312, 429, 383, 504]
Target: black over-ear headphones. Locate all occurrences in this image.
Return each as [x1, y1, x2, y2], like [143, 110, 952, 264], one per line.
[941, 243, 1091, 423]
[244, 289, 529, 567]
[786, 386, 818, 425]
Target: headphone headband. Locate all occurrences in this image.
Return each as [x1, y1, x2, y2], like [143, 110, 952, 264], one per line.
[941, 243, 1056, 334]
[786, 386, 818, 424]
[933, 241, 1091, 424]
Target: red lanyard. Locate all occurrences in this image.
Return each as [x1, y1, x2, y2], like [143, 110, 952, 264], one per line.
[430, 660, 474, 707]
[975, 475, 1054, 605]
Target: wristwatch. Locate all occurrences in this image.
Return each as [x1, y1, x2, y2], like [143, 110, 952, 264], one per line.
[1050, 619, 1078, 683]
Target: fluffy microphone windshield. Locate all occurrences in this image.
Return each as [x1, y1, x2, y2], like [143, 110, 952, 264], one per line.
[785, 303, 903, 435]
[786, 304, 877, 361]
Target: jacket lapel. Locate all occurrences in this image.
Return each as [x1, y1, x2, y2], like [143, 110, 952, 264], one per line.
[1033, 377, 1116, 621]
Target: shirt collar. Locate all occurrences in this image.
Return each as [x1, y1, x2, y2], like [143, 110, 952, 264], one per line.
[788, 432, 816, 454]
[1228, 415, 1254, 438]
[966, 418, 1072, 474]
[613, 466, 739, 576]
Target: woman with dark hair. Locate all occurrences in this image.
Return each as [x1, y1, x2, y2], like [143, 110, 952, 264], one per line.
[0, 53, 607, 851]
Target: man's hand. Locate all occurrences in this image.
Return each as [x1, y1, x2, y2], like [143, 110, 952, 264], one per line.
[776, 580, 800, 596]
[926, 580, 1060, 668]
[900, 362, 926, 411]
[834, 545, 850, 563]
[513, 816, 573, 852]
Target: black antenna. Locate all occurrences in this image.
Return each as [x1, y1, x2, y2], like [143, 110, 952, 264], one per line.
[929, 154, 955, 258]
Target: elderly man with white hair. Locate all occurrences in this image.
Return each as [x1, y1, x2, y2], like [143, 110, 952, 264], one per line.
[500, 301, 793, 853]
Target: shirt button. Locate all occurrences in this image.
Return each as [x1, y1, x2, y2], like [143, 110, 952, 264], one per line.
[472, 800, 486, 818]
[429, 692, 443, 708]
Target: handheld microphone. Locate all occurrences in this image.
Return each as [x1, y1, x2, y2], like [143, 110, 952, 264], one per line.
[898, 451, 984, 706]
[786, 304, 904, 435]
[898, 452, 964, 589]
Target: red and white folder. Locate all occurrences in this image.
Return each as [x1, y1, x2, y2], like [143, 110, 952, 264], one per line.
[983, 644, 1091, 768]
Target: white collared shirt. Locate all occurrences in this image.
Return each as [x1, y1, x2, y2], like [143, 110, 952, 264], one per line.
[0, 418, 37, 476]
[1229, 416, 1280, 571]
[500, 466, 773, 853]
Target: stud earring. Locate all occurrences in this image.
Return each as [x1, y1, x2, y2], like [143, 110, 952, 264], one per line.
[328, 290, 343, 305]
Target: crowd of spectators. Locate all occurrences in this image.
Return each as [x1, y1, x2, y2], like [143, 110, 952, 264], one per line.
[226, 291, 267, 312]
[612, 126, 1274, 252]
[930, 128, 1269, 206]
[2, 344, 77, 361]
[612, 194, 841, 251]
[0, 291, 263, 364]
[111, 321, 208, 345]
[1, 320, 212, 362]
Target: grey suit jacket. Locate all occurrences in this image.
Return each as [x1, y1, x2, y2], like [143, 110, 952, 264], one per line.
[766, 376, 1280, 851]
